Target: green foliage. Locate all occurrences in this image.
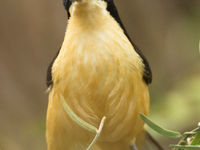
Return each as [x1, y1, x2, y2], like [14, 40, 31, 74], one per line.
[170, 145, 200, 149]
[141, 114, 200, 150]
[140, 114, 181, 138]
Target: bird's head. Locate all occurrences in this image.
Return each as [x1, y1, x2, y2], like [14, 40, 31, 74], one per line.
[63, 0, 115, 19]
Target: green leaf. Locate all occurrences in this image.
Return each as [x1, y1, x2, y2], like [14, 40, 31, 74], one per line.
[191, 133, 200, 145]
[140, 114, 182, 138]
[61, 95, 97, 133]
[170, 145, 200, 149]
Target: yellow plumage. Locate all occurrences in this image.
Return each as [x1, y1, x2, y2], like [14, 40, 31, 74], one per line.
[46, 0, 149, 150]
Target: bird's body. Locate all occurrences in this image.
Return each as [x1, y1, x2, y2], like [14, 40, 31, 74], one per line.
[46, 0, 155, 150]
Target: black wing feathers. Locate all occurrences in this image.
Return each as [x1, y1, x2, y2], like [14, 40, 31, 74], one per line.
[46, 48, 61, 87]
[105, 0, 152, 84]
[63, 0, 72, 18]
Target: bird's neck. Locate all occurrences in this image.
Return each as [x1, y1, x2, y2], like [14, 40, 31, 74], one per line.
[68, 0, 108, 28]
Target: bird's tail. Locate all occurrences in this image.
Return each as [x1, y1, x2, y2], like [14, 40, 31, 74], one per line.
[135, 131, 164, 150]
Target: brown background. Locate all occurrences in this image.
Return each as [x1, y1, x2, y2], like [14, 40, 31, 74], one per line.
[0, 0, 200, 150]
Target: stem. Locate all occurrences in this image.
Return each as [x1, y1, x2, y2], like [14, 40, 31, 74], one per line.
[60, 95, 107, 150]
[87, 117, 107, 150]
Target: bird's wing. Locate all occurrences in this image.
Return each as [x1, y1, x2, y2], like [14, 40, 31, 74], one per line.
[46, 47, 61, 88]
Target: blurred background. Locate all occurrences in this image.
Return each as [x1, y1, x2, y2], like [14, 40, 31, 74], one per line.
[0, 0, 200, 149]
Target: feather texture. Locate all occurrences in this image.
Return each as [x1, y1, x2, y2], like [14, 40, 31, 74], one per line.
[46, 1, 149, 150]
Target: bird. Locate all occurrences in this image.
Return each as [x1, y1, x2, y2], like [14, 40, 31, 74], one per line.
[46, 0, 162, 150]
